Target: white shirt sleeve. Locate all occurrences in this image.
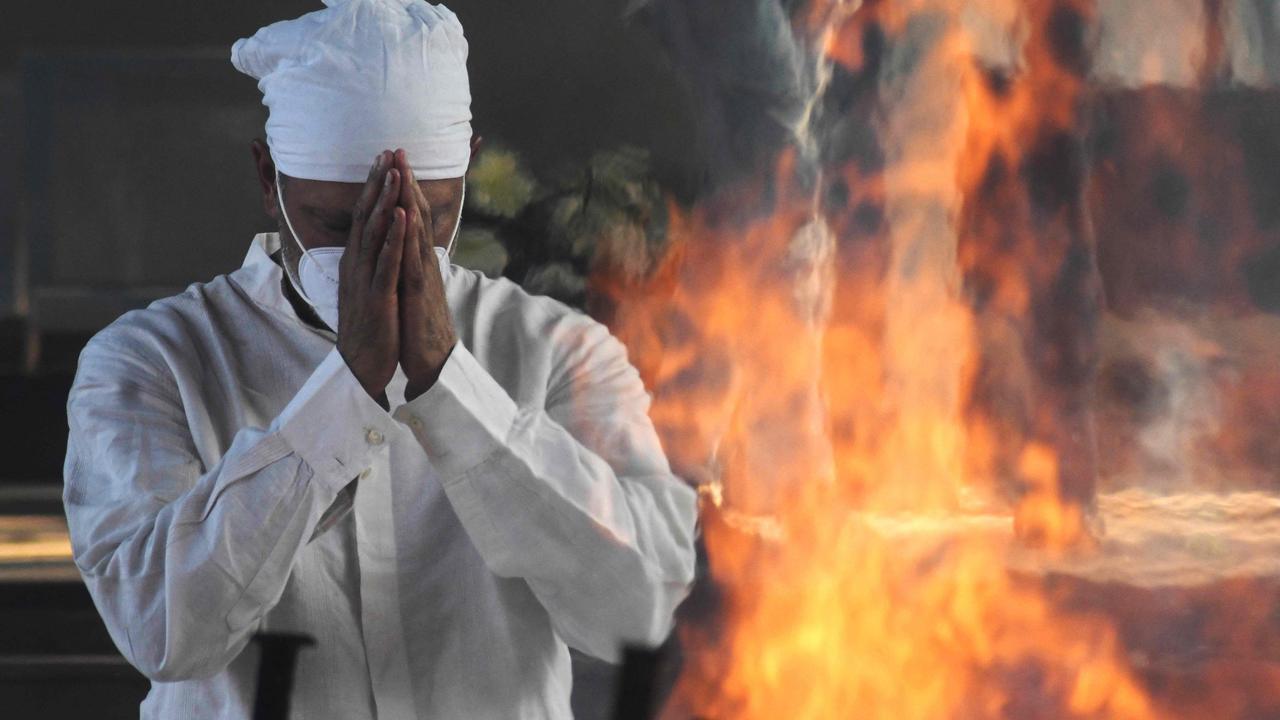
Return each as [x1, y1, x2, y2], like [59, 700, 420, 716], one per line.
[64, 339, 398, 681]
[392, 326, 699, 662]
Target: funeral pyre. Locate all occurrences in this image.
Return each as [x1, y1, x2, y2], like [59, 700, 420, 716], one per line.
[530, 1, 1280, 718]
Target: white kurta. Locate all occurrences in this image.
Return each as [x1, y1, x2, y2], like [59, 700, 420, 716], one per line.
[62, 232, 698, 719]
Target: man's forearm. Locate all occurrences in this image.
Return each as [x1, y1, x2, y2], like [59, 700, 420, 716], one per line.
[393, 341, 698, 660]
[66, 342, 398, 680]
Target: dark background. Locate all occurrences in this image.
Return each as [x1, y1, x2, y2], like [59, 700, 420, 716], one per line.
[0, 0, 701, 332]
[0, 0, 699, 175]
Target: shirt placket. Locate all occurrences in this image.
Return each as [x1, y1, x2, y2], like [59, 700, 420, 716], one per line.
[353, 425, 416, 719]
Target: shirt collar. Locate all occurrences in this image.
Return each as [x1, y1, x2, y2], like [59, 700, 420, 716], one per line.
[224, 232, 329, 338]
[242, 230, 283, 270]
[234, 233, 292, 312]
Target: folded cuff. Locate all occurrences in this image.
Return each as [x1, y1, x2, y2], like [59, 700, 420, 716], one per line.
[393, 342, 519, 481]
[275, 347, 397, 494]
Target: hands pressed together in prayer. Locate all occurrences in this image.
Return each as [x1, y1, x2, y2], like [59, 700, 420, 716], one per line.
[336, 149, 457, 405]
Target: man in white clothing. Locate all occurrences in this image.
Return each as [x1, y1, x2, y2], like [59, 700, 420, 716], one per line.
[61, 1, 698, 717]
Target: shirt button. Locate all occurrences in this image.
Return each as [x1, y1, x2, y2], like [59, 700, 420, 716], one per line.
[359, 468, 372, 480]
[365, 428, 385, 446]
[408, 415, 424, 430]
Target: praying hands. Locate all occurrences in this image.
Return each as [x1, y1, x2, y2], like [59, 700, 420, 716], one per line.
[336, 149, 458, 404]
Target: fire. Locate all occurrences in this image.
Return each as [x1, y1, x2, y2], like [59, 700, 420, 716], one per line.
[591, 0, 1280, 717]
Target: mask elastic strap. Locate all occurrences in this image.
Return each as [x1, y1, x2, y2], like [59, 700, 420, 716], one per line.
[279, 164, 461, 290]
[275, 166, 323, 311]
[445, 178, 465, 257]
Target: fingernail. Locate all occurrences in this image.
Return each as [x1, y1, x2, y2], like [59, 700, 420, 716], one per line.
[373, 153, 384, 170]
[385, 169, 394, 187]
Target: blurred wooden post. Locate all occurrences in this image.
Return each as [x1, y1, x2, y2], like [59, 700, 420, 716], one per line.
[611, 645, 665, 720]
[252, 632, 315, 720]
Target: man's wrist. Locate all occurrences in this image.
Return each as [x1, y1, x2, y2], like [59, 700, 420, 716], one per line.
[404, 343, 457, 402]
[404, 365, 443, 402]
[404, 382, 433, 403]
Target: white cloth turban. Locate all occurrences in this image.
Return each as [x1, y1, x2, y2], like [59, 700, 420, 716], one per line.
[231, 0, 472, 182]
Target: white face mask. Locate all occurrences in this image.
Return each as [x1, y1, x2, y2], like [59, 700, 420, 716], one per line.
[276, 168, 464, 332]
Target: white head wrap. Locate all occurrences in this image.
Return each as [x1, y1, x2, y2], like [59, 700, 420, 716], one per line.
[231, 0, 472, 182]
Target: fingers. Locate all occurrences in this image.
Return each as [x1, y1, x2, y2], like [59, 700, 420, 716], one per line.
[349, 151, 390, 261]
[410, 175, 436, 250]
[395, 149, 432, 245]
[402, 193, 425, 296]
[372, 207, 406, 296]
[358, 167, 401, 281]
[396, 150, 427, 263]
[396, 148, 417, 212]
[394, 147, 437, 259]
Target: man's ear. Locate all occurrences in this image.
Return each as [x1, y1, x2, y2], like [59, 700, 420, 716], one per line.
[250, 139, 280, 219]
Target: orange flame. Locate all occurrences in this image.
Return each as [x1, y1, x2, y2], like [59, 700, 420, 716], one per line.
[591, 0, 1280, 717]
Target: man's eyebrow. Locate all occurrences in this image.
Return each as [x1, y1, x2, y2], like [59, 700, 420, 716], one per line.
[301, 205, 353, 224]
[423, 197, 457, 215]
